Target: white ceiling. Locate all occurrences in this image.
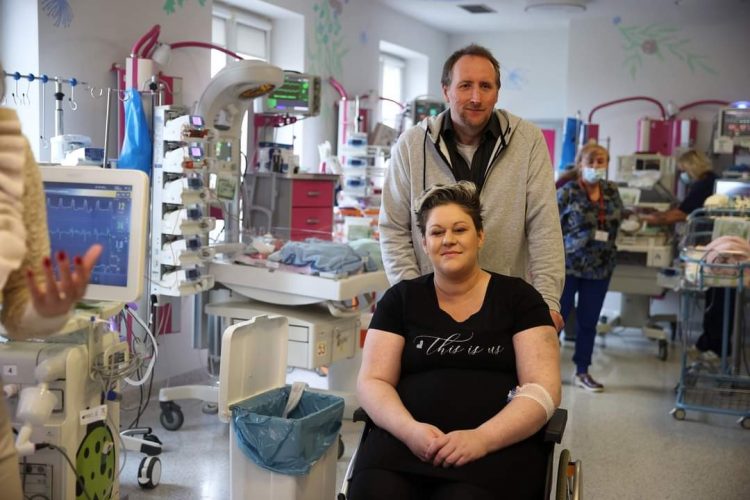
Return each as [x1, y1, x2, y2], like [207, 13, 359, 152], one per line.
[375, 0, 749, 34]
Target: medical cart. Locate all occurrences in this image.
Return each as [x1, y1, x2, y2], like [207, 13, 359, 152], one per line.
[672, 209, 750, 428]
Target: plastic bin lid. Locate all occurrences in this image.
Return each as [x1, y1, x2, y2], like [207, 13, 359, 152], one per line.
[218, 314, 289, 423]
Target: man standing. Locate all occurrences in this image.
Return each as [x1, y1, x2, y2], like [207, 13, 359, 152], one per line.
[379, 44, 565, 329]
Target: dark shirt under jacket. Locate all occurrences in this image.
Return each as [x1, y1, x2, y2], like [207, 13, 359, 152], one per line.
[441, 112, 501, 192]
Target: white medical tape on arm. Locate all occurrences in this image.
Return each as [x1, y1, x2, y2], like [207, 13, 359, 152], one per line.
[507, 383, 555, 421]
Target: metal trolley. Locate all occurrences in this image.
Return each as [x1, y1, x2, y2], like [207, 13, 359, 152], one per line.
[672, 209, 750, 428]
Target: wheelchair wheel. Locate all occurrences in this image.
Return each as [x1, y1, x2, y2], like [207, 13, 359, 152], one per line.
[556, 449, 571, 500]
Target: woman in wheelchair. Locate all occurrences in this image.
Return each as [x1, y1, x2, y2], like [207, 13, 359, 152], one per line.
[350, 181, 562, 500]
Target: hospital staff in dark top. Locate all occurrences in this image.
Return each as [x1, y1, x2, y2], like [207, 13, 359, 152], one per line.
[640, 149, 726, 356]
[639, 150, 718, 226]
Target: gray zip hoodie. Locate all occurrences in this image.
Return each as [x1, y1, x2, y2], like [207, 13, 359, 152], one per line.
[378, 108, 564, 311]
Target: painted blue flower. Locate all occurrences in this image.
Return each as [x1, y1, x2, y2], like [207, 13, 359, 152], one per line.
[42, 0, 73, 28]
[612, 16, 622, 25]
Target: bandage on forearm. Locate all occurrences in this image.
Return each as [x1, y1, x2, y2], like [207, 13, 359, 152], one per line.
[507, 383, 555, 421]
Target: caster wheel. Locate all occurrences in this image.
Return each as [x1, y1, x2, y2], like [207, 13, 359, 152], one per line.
[137, 456, 161, 489]
[671, 408, 686, 421]
[739, 417, 750, 430]
[201, 402, 219, 414]
[159, 402, 184, 431]
[338, 435, 345, 459]
[658, 340, 668, 361]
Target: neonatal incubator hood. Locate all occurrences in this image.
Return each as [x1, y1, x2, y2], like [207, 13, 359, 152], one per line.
[196, 60, 284, 130]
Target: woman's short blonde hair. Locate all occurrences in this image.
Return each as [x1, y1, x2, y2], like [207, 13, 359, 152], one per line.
[678, 150, 713, 179]
[574, 143, 609, 169]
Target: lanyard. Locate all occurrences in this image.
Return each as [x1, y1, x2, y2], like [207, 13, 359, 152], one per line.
[579, 179, 606, 230]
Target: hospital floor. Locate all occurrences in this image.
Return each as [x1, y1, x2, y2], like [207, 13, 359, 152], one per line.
[118, 328, 750, 500]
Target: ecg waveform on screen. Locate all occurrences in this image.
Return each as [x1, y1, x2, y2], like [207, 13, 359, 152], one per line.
[45, 193, 131, 287]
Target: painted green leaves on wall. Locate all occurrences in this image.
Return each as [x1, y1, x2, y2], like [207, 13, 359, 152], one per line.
[614, 17, 717, 79]
[308, 0, 350, 123]
[308, 0, 349, 82]
[163, 0, 207, 16]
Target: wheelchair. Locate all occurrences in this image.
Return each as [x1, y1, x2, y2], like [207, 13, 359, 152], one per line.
[338, 408, 581, 500]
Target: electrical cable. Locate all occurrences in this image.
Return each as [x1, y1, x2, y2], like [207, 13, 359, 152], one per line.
[46, 444, 93, 500]
[123, 305, 158, 386]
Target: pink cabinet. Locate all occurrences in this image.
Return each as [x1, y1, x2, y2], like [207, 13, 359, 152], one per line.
[247, 173, 338, 241]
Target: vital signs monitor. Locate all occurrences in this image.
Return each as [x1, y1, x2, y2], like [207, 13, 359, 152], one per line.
[40, 166, 149, 303]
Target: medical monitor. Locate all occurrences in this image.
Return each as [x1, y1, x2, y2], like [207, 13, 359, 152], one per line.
[714, 179, 750, 198]
[40, 166, 149, 303]
[718, 107, 750, 138]
[255, 72, 321, 117]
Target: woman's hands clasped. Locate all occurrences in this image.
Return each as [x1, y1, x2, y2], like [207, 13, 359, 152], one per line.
[403, 421, 446, 463]
[426, 429, 489, 468]
[25, 244, 103, 317]
[405, 421, 489, 468]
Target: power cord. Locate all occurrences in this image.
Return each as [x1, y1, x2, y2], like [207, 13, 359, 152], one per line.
[43, 443, 94, 500]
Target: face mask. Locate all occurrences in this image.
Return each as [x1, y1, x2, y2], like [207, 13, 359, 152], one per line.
[581, 167, 606, 183]
[680, 172, 692, 184]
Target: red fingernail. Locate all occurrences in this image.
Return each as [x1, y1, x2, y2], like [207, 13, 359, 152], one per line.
[74, 256, 83, 265]
[43, 257, 52, 268]
[57, 250, 66, 261]
[26, 269, 34, 278]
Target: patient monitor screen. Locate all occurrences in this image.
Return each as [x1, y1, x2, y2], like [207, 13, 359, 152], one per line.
[44, 181, 133, 287]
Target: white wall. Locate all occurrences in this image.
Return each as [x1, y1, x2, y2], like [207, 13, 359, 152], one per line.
[449, 28, 569, 122]
[1, 0, 40, 147]
[566, 8, 750, 166]
[1, 0, 211, 162]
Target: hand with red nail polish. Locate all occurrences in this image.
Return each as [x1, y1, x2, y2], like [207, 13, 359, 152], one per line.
[25, 244, 103, 317]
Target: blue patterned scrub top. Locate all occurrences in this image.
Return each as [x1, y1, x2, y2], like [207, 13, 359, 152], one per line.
[557, 180, 624, 280]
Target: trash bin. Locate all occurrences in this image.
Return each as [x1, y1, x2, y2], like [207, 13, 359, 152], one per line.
[218, 315, 344, 500]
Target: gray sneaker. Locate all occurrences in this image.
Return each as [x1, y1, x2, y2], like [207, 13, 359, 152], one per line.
[575, 373, 604, 392]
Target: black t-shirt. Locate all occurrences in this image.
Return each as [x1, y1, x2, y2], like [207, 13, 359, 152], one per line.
[354, 272, 553, 496]
[679, 172, 718, 215]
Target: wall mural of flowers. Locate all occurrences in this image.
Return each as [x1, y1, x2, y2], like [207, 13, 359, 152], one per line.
[163, 0, 206, 16]
[308, 0, 350, 122]
[613, 16, 717, 79]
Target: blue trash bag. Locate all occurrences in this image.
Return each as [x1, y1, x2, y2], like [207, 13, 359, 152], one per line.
[231, 386, 345, 475]
[119, 88, 152, 176]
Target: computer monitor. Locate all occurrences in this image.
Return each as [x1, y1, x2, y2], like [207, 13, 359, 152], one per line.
[40, 166, 149, 303]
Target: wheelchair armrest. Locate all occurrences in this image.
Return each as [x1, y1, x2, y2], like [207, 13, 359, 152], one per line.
[352, 407, 371, 424]
[544, 408, 567, 444]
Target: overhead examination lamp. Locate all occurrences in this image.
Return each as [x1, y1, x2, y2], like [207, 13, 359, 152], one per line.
[195, 59, 284, 133]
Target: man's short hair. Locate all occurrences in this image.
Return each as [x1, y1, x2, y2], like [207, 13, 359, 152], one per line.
[441, 44, 501, 89]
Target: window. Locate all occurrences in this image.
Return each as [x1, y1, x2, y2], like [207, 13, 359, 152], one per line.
[212, 3, 271, 74]
[379, 53, 405, 130]
[211, 3, 272, 242]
